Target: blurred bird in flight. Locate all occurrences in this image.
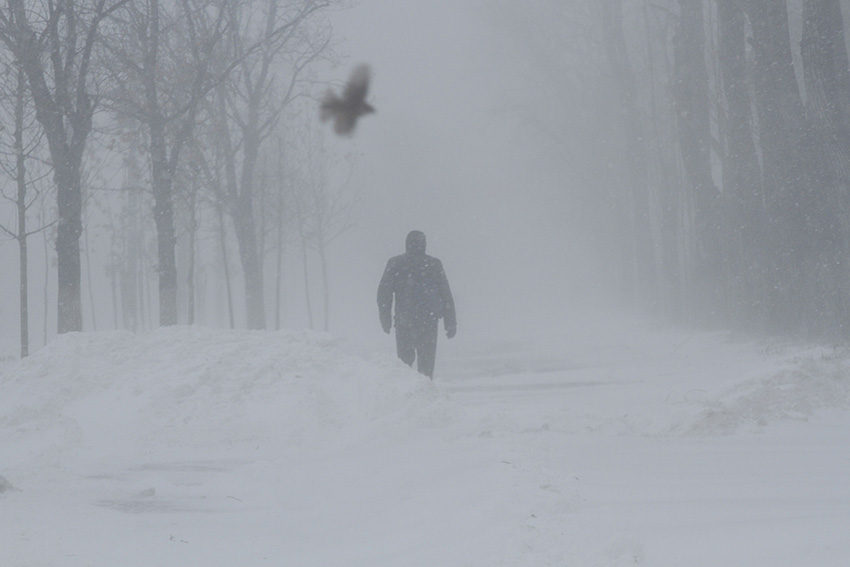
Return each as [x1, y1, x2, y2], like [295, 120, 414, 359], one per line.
[320, 64, 374, 136]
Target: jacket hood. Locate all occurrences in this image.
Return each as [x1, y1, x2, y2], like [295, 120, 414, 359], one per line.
[405, 230, 426, 254]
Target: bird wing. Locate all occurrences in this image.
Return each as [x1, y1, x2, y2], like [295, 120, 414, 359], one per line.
[343, 64, 370, 103]
[334, 112, 356, 136]
[320, 90, 341, 122]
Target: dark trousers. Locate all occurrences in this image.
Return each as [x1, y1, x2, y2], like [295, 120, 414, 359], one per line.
[395, 316, 439, 378]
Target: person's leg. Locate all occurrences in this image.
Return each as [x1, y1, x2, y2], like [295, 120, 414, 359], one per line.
[416, 317, 439, 378]
[395, 324, 415, 367]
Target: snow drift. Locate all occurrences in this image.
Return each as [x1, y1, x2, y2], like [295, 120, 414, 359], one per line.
[2, 326, 850, 566]
[678, 348, 850, 436]
[0, 327, 450, 480]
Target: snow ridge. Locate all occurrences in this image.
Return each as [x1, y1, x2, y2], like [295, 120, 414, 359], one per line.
[0, 327, 450, 475]
[674, 349, 850, 435]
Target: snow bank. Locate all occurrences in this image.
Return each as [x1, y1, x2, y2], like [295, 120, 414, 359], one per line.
[0, 327, 451, 478]
[673, 346, 850, 435]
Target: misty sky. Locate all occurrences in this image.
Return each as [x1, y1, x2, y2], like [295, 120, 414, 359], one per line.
[0, 0, 609, 352]
[324, 0, 604, 349]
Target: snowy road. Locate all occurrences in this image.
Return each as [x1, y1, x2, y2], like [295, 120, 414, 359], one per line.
[2, 325, 850, 566]
[437, 332, 850, 565]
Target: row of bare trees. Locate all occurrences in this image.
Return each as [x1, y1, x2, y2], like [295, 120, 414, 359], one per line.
[496, 0, 850, 337]
[0, 0, 355, 356]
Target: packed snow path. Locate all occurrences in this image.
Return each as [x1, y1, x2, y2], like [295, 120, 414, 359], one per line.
[1, 324, 849, 566]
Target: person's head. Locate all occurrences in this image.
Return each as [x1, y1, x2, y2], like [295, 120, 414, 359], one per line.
[406, 230, 426, 254]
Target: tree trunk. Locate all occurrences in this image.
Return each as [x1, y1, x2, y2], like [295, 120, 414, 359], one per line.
[296, 202, 314, 330]
[14, 66, 29, 357]
[84, 225, 97, 331]
[800, 0, 850, 333]
[54, 160, 84, 334]
[121, 154, 143, 331]
[275, 232, 286, 331]
[274, 142, 287, 331]
[216, 200, 236, 329]
[215, 83, 267, 330]
[644, 3, 685, 322]
[42, 215, 49, 345]
[744, 0, 811, 331]
[301, 243, 314, 330]
[317, 238, 330, 332]
[673, 0, 722, 321]
[3, 0, 105, 334]
[235, 126, 267, 330]
[152, 172, 179, 326]
[143, 0, 179, 326]
[600, 0, 658, 313]
[187, 181, 198, 325]
[232, 196, 266, 330]
[717, 0, 766, 328]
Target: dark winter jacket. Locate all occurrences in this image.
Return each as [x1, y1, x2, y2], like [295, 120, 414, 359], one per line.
[377, 231, 456, 332]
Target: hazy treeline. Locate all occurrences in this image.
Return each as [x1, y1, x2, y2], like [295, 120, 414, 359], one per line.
[495, 0, 850, 337]
[0, 0, 355, 356]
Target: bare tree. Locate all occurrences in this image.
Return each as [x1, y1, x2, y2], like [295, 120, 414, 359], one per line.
[99, 141, 152, 331]
[189, 132, 236, 328]
[742, 0, 816, 330]
[489, 0, 850, 336]
[0, 62, 53, 356]
[269, 134, 296, 330]
[104, 0, 230, 325]
[716, 0, 765, 327]
[672, 0, 722, 319]
[288, 116, 356, 332]
[799, 0, 850, 331]
[600, 0, 659, 311]
[0, 0, 129, 333]
[210, 0, 332, 330]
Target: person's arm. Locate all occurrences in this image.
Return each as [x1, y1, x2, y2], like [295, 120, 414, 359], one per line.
[438, 261, 456, 338]
[377, 259, 395, 333]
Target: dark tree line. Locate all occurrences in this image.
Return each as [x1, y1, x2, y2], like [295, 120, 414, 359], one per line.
[497, 0, 850, 337]
[0, 0, 355, 355]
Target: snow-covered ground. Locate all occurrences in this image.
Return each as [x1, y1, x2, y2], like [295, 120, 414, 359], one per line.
[2, 322, 849, 566]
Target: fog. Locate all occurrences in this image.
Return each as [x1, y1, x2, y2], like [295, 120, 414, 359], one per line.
[7, 0, 844, 355]
[5, 4, 850, 563]
[0, 0, 610, 354]
[322, 0, 609, 349]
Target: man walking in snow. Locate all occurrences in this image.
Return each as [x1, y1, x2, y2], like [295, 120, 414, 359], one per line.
[378, 230, 456, 378]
